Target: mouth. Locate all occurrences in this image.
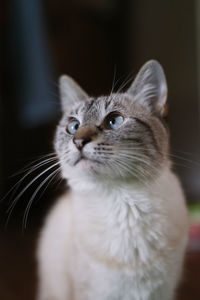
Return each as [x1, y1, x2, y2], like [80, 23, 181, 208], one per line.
[74, 155, 87, 166]
[74, 154, 101, 166]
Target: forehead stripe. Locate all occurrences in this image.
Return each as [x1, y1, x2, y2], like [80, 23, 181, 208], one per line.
[86, 99, 95, 111]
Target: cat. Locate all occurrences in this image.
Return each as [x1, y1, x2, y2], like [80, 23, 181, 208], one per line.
[37, 60, 188, 300]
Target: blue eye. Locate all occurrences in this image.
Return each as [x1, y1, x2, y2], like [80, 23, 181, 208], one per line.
[105, 113, 124, 129]
[67, 119, 80, 134]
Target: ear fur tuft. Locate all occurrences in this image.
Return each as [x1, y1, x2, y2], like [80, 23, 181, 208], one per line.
[59, 75, 88, 112]
[127, 60, 168, 116]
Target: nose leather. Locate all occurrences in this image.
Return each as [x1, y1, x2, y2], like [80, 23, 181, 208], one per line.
[73, 126, 98, 150]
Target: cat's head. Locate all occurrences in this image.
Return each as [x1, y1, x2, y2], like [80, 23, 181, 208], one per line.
[55, 60, 169, 185]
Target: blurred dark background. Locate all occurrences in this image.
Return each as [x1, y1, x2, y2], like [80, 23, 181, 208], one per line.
[1, 0, 200, 299]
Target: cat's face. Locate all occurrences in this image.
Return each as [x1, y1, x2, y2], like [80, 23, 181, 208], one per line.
[55, 60, 169, 183]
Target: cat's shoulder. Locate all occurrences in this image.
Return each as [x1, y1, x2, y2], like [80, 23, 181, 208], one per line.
[38, 190, 73, 250]
[46, 190, 73, 222]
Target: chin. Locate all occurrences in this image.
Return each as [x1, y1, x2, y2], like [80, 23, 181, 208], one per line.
[76, 157, 96, 169]
[61, 159, 98, 180]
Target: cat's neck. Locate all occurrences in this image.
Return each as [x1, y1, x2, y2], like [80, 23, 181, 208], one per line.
[70, 172, 160, 217]
[68, 172, 154, 194]
[67, 161, 171, 194]
[70, 165, 172, 229]
[70, 166, 172, 267]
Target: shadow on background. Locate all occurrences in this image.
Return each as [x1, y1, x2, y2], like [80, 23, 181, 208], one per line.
[1, 0, 200, 299]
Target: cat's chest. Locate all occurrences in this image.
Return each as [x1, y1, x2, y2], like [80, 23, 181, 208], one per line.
[71, 188, 167, 300]
[72, 186, 165, 268]
[72, 257, 162, 300]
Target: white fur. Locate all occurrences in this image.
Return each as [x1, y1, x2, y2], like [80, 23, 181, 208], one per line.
[37, 166, 188, 300]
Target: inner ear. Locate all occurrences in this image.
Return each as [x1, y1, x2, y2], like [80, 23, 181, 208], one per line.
[127, 60, 168, 116]
[59, 75, 89, 113]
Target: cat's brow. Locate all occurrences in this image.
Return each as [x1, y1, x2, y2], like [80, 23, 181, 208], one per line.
[71, 103, 86, 115]
[86, 99, 95, 111]
[104, 97, 112, 109]
[74, 107, 79, 114]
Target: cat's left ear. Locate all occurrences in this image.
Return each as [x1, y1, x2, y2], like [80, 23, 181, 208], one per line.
[59, 75, 88, 112]
[127, 60, 168, 117]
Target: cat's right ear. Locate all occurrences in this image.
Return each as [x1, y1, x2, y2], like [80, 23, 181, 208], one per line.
[59, 75, 88, 112]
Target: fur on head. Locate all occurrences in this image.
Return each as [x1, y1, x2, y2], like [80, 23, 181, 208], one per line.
[55, 60, 169, 184]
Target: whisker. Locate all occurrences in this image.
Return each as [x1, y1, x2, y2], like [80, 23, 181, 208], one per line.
[11, 155, 57, 177]
[5, 161, 60, 227]
[1, 156, 58, 204]
[115, 72, 134, 95]
[23, 167, 61, 229]
[109, 66, 117, 96]
[118, 144, 200, 165]
[96, 148, 155, 168]
[107, 160, 126, 179]
[169, 153, 200, 167]
[112, 157, 151, 187]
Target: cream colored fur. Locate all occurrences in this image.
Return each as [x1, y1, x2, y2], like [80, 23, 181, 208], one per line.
[37, 167, 188, 300]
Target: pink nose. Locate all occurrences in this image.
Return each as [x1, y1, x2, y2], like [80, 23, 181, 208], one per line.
[73, 125, 98, 150]
[73, 137, 91, 150]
